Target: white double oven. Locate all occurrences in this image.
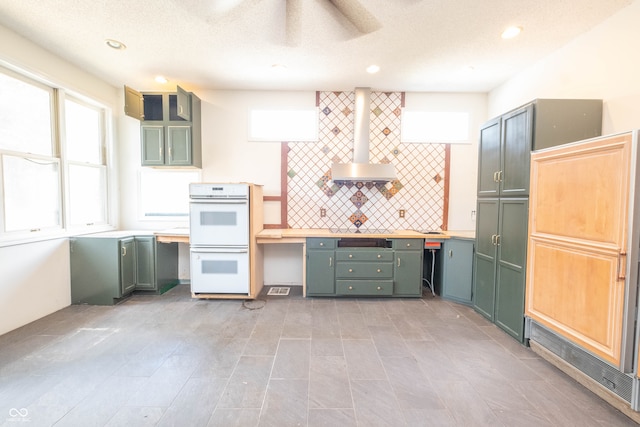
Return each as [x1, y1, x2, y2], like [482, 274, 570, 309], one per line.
[189, 183, 251, 294]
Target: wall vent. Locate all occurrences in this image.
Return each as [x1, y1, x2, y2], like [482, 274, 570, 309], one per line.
[529, 320, 633, 403]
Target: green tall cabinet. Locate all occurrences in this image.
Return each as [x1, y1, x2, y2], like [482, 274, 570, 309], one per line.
[473, 99, 603, 342]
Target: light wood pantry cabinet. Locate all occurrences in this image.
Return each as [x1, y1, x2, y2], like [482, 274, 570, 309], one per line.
[526, 132, 640, 371]
[474, 98, 603, 342]
[124, 85, 202, 168]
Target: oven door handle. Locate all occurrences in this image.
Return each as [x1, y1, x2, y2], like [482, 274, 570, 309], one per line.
[189, 199, 248, 204]
[191, 248, 248, 254]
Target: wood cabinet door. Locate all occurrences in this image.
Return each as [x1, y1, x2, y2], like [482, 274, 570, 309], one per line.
[526, 133, 632, 367]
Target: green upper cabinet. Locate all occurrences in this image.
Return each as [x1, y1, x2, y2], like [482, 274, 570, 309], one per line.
[477, 105, 532, 198]
[477, 99, 603, 199]
[124, 85, 202, 168]
[477, 117, 502, 198]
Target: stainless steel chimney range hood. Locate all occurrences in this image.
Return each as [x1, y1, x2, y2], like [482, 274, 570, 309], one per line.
[330, 87, 397, 184]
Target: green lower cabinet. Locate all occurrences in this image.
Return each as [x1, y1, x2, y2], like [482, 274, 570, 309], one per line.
[394, 250, 423, 297]
[306, 238, 336, 296]
[135, 237, 155, 290]
[439, 238, 474, 305]
[305, 238, 423, 298]
[120, 238, 137, 296]
[336, 280, 393, 296]
[473, 198, 528, 342]
[70, 234, 178, 305]
[70, 236, 137, 305]
[306, 250, 336, 295]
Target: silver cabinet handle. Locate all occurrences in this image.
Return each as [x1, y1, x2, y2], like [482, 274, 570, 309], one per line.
[495, 234, 500, 246]
[319, 242, 324, 247]
[449, 250, 453, 258]
[377, 254, 381, 258]
[397, 257, 401, 267]
[348, 269, 353, 273]
[349, 254, 353, 258]
[329, 256, 332, 267]
[121, 246, 126, 256]
[377, 269, 381, 273]
[377, 286, 382, 290]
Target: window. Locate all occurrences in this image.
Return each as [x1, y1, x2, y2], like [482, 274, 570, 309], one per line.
[248, 108, 318, 142]
[65, 97, 108, 228]
[139, 169, 199, 220]
[0, 66, 110, 241]
[401, 110, 470, 143]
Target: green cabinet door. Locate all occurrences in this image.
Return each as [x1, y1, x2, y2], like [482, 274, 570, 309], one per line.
[477, 117, 501, 198]
[135, 236, 156, 291]
[500, 105, 533, 197]
[306, 250, 335, 296]
[141, 126, 164, 165]
[473, 198, 499, 320]
[167, 126, 192, 166]
[441, 238, 474, 305]
[120, 238, 136, 296]
[394, 250, 423, 297]
[494, 198, 528, 341]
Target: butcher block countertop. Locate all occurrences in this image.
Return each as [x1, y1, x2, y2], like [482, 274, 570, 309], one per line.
[255, 229, 475, 243]
[154, 228, 475, 244]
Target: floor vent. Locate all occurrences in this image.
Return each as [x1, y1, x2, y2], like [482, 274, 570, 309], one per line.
[530, 320, 633, 403]
[267, 287, 290, 296]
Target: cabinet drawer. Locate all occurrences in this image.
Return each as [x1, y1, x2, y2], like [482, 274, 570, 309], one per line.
[307, 238, 337, 249]
[336, 250, 393, 262]
[336, 262, 393, 279]
[392, 239, 423, 251]
[336, 280, 393, 296]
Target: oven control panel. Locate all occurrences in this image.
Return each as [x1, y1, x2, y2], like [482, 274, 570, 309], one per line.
[189, 183, 249, 198]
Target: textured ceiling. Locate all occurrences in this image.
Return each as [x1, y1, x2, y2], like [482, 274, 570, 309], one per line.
[0, 0, 633, 93]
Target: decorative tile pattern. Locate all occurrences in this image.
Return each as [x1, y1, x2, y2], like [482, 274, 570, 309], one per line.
[287, 91, 446, 231]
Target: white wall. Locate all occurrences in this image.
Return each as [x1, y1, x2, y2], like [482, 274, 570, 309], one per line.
[489, 0, 640, 134]
[404, 92, 487, 231]
[0, 25, 120, 336]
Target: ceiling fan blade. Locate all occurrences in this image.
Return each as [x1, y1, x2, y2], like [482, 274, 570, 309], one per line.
[328, 0, 381, 34]
[286, 0, 302, 46]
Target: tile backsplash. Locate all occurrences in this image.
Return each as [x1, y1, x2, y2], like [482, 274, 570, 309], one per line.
[287, 91, 447, 232]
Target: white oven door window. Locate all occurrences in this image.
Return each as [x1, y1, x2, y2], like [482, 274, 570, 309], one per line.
[190, 249, 249, 294]
[189, 201, 249, 246]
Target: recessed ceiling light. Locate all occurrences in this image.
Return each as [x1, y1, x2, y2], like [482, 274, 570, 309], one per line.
[155, 75, 168, 84]
[366, 64, 380, 74]
[105, 39, 126, 50]
[501, 26, 522, 39]
[271, 64, 287, 71]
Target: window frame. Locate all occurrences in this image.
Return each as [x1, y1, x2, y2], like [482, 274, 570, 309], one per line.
[0, 64, 114, 246]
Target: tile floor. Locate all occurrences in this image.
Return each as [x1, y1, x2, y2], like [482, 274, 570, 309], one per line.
[0, 284, 637, 427]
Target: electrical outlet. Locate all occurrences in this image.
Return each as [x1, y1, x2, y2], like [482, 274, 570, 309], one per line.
[320, 208, 326, 217]
[399, 209, 405, 218]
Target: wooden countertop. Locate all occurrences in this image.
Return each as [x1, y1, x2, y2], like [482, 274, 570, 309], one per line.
[255, 228, 475, 243]
[154, 227, 475, 244]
